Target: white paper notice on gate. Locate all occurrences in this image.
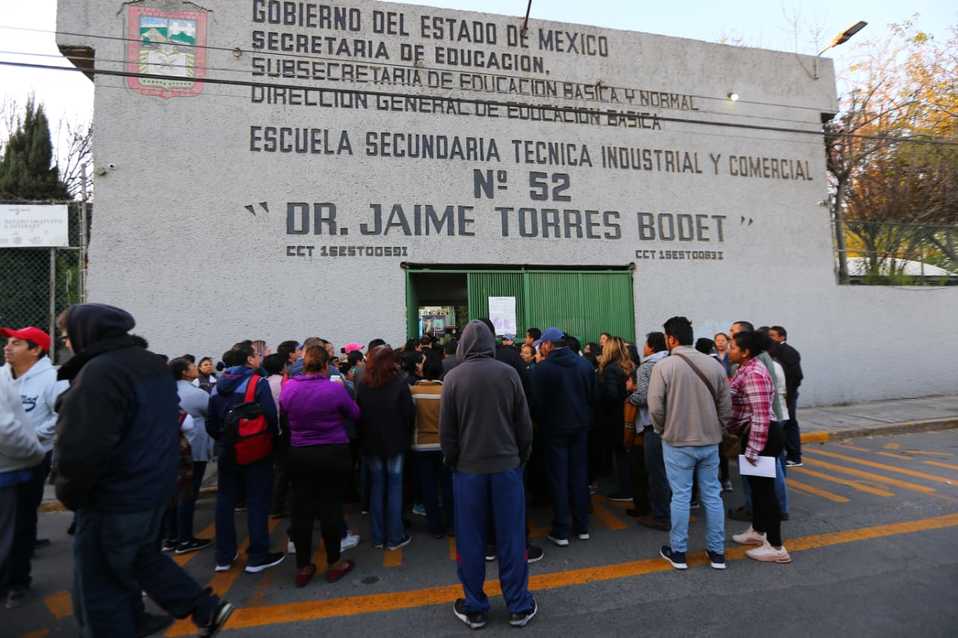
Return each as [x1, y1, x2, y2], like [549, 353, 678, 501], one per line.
[0, 204, 69, 247]
[738, 455, 777, 478]
[488, 297, 517, 337]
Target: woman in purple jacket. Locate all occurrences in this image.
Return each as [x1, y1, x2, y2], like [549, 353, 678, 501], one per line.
[279, 345, 360, 587]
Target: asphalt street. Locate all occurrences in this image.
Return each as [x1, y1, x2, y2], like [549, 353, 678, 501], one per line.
[8, 429, 958, 637]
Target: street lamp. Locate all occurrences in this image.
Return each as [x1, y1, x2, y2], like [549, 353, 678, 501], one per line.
[814, 20, 867, 79]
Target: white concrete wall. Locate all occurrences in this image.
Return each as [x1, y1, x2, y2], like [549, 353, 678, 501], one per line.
[56, 0, 958, 406]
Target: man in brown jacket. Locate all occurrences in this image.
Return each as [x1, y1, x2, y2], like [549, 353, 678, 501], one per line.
[411, 354, 451, 537]
[648, 316, 731, 571]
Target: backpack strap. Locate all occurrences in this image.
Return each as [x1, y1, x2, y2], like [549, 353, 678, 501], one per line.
[244, 374, 260, 403]
[672, 353, 720, 416]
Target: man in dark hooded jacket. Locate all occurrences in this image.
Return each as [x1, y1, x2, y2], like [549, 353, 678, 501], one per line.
[54, 303, 232, 637]
[440, 321, 537, 630]
[529, 327, 596, 546]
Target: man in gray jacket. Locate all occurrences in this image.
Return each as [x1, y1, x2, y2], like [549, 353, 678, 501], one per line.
[440, 320, 537, 630]
[2, 326, 67, 607]
[648, 316, 731, 571]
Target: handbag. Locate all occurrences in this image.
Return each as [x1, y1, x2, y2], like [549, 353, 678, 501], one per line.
[672, 353, 738, 458]
[623, 401, 643, 449]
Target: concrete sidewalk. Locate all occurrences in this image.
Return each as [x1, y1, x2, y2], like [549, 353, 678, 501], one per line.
[40, 394, 958, 510]
[797, 394, 958, 442]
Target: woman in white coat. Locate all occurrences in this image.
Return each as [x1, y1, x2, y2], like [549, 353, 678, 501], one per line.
[170, 357, 215, 554]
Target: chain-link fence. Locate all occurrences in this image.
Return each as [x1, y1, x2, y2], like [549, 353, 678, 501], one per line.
[834, 220, 958, 285]
[0, 201, 88, 361]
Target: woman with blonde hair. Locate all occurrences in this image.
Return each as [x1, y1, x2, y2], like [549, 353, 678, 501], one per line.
[597, 336, 635, 501]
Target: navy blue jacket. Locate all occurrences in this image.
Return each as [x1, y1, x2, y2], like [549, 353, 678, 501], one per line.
[55, 305, 178, 513]
[530, 347, 597, 438]
[206, 366, 279, 465]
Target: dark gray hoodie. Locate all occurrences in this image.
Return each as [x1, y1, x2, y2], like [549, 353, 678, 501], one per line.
[439, 320, 532, 474]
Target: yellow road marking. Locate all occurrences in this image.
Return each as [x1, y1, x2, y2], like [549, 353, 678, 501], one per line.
[249, 572, 274, 607]
[786, 479, 849, 503]
[808, 449, 957, 487]
[168, 518, 282, 634]
[42, 591, 72, 620]
[310, 539, 326, 568]
[448, 536, 457, 561]
[164, 512, 958, 635]
[802, 457, 936, 494]
[173, 522, 216, 567]
[791, 467, 894, 497]
[528, 514, 550, 540]
[838, 443, 914, 461]
[383, 548, 403, 568]
[925, 460, 958, 472]
[883, 442, 901, 449]
[20, 629, 50, 638]
[800, 431, 830, 444]
[591, 496, 627, 531]
[903, 450, 953, 458]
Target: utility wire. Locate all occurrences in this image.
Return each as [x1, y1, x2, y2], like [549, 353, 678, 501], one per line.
[0, 48, 835, 127]
[4, 58, 957, 148]
[0, 22, 842, 114]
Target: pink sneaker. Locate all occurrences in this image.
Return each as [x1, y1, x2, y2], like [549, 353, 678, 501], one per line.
[732, 526, 766, 546]
[746, 541, 792, 563]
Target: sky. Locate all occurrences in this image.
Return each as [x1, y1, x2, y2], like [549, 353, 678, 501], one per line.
[0, 0, 954, 163]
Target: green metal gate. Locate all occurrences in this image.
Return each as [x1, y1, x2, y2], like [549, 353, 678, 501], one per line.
[407, 267, 635, 344]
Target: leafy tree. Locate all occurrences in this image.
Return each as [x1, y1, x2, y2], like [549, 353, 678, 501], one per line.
[826, 19, 958, 282]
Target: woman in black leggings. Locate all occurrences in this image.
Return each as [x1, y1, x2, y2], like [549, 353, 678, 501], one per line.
[279, 346, 360, 586]
[727, 331, 791, 564]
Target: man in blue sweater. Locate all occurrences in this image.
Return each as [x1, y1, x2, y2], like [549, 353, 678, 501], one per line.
[529, 327, 597, 547]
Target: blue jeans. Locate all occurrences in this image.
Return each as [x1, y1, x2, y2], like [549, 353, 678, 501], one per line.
[72, 505, 219, 637]
[215, 459, 273, 565]
[546, 429, 590, 539]
[453, 467, 535, 615]
[415, 451, 453, 535]
[366, 454, 405, 547]
[662, 442, 725, 554]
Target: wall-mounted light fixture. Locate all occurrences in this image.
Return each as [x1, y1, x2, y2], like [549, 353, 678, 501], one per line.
[727, 92, 740, 102]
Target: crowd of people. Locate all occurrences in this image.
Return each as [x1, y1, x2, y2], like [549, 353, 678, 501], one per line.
[0, 303, 803, 635]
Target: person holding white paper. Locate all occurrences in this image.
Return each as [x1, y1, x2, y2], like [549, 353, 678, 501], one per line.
[727, 331, 791, 564]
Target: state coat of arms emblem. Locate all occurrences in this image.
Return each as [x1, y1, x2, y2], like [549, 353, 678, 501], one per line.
[126, 5, 208, 98]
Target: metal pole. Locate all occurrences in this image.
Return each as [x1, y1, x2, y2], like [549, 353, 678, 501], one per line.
[834, 205, 849, 283]
[521, 0, 532, 34]
[79, 163, 89, 302]
[49, 247, 57, 350]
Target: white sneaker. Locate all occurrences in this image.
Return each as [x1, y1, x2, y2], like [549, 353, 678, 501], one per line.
[732, 526, 766, 546]
[746, 541, 792, 563]
[577, 532, 591, 541]
[214, 552, 239, 572]
[341, 532, 360, 552]
[287, 540, 296, 555]
[547, 535, 569, 547]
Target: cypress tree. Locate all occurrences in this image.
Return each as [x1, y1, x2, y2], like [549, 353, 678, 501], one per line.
[0, 97, 71, 332]
[0, 97, 69, 200]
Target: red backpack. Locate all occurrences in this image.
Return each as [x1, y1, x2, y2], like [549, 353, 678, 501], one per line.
[222, 374, 273, 465]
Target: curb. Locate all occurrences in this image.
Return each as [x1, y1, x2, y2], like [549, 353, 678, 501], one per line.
[38, 417, 958, 514]
[800, 417, 958, 444]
